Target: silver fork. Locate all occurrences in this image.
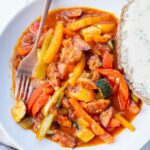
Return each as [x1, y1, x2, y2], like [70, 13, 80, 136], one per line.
[15, 0, 52, 102]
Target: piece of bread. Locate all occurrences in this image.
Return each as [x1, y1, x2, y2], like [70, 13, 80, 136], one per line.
[117, 0, 150, 104]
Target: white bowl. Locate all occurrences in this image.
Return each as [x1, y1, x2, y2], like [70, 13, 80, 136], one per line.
[0, 0, 150, 150]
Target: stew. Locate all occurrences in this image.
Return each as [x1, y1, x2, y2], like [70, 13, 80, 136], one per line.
[11, 7, 142, 148]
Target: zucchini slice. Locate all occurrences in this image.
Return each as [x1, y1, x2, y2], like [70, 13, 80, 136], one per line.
[96, 78, 112, 98]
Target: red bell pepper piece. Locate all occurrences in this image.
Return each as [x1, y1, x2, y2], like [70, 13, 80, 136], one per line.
[112, 84, 119, 96]
[118, 90, 130, 110]
[102, 51, 113, 69]
[31, 93, 49, 116]
[27, 83, 50, 112]
[97, 69, 129, 110]
[29, 22, 40, 34]
[38, 33, 47, 48]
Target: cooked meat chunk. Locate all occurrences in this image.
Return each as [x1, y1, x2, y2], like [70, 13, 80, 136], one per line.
[60, 36, 90, 64]
[47, 63, 61, 89]
[62, 97, 76, 119]
[100, 107, 115, 128]
[22, 33, 35, 46]
[32, 113, 43, 132]
[61, 38, 82, 64]
[13, 54, 22, 69]
[63, 9, 83, 19]
[77, 77, 97, 89]
[58, 63, 75, 78]
[73, 35, 91, 51]
[33, 113, 43, 123]
[68, 108, 76, 120]
[52, 121, 60, 129]
[56, 115, 72, 128]
[31, 79, 42, 89]
[109, 118, 120, 128]
[62, 97, 71, 108]
[91, 70, 101, 81]
[79, 71, 101, 82]
[128, 101, 140, 114]
[92, 115, 100, 122]
[87, 54, 102, 70]
[80, 71, 91, 78]
[81, 99, 110, 114]
[52, 131, 77, 148]
[29, 22, 40, 34]
[20, 33, 35, 55]
[58, 62, 68, 78]
[92, 43, 110, 56]
[62, 37, 73, 48]
[99, 132, 114, 144]
[92, 43, 102, 56]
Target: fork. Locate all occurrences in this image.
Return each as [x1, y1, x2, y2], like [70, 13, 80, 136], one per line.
[15, 0, 52, 102]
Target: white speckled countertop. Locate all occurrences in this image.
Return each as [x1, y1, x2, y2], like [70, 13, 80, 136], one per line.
[0, 0, 149, 149]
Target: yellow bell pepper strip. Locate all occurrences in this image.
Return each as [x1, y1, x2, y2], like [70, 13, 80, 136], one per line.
[93, 34, 111, 43]
[44, 22, 63, 63]
[33, 31, 53, 79]
[68, 54, 86, 86]
[37, 48, 42, 60]
[69, 98, 114, 143]
[77, 117, 89, 128]
[97, 69, 129, 110]
[42, 82, 69, 117]
[36, 113, 55, 140]
[70, 86, 95, 102]
[81, 25, 101, 42]
[95, 23, 115, 34]
[63, 27, 75, 37]
[67, 16, 104, 31]
[115, 114, 135, 132]
[131, 93, 139, 103]
[75, 128, 94, 143]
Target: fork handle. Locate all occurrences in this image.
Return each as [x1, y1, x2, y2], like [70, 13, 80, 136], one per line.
[29, 0, 52, 58]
